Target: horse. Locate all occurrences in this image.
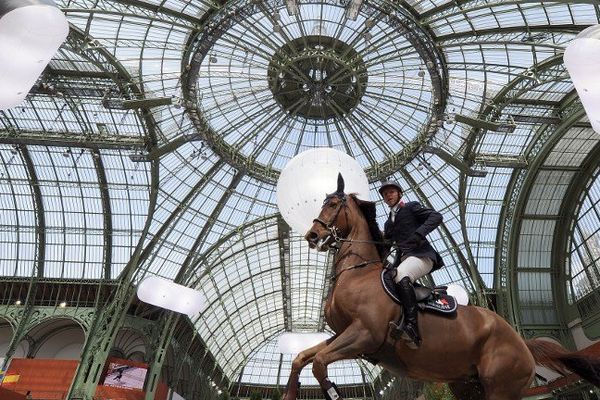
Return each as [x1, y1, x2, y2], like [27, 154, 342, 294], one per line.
[282, 174, 600, 400]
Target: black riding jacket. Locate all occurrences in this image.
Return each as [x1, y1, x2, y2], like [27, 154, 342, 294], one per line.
[383, 201, 444, 271]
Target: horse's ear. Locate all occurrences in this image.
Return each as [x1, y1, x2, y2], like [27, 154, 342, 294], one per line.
[337, 173, 345, 193]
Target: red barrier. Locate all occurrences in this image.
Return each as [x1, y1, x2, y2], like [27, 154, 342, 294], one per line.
[155, 381, 169, 400]
[0, 387, 27, 400]
[524, 341, 600, 396]
[1, 359, 78, 399]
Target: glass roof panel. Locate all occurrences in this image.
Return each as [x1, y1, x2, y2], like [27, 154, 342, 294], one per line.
[0, 145, 37, 277]
[2, 0, 599, 393]
[568, 166, 600, 303]
[241, 336, 367, 386]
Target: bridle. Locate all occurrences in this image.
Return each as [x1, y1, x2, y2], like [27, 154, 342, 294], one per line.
[312, 193, 348, 243]
[312, 193, 388, 247]
[312, 193, 388, 282]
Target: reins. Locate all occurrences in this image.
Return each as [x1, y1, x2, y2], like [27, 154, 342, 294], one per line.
[331, 260, 380, 282]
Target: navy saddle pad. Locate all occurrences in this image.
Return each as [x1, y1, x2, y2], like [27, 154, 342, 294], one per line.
[381, 269, 458, 315]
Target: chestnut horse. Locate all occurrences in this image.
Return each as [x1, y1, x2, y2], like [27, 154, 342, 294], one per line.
[283, 175, 600, 400]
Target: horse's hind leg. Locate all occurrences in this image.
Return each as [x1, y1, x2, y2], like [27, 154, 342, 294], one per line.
[477, 346, 534, 399]
[283, 339, 332, 400]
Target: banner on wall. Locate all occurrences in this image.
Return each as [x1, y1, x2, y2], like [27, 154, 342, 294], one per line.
[103, 362, 147, 390]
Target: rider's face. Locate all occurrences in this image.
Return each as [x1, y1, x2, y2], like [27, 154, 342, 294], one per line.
[382, 188, 401, 207]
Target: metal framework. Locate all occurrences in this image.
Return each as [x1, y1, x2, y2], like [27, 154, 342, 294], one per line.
[1, 1, 599, 399]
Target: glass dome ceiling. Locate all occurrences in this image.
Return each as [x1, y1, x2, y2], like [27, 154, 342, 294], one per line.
[1, 0, 599, 397]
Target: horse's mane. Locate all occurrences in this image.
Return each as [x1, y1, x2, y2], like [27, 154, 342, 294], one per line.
[348, 194, 386, 258]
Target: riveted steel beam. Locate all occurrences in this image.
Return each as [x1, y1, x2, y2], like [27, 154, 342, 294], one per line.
[0, 146, 45, 372]
[277, 216, 293, 331]
[0, 129, 147, 151]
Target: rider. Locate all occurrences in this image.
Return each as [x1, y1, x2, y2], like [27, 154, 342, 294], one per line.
[379, 181, 444, 348]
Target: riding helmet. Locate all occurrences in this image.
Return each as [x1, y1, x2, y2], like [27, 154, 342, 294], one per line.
[378, 181, 403, 195]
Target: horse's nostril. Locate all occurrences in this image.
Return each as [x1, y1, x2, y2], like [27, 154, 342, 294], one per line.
[306, 231, 318, 242]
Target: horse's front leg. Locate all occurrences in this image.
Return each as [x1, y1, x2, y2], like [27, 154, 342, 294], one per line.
[312, 323, 376, 400]
[283, 338, 333, 400]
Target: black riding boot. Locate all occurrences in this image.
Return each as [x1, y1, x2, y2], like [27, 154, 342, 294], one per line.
[390, 277, 421, 348]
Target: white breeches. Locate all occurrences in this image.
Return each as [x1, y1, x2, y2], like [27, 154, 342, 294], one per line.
[394, 256, 433, 283]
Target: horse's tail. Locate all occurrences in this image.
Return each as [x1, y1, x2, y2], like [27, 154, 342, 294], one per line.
[525, 339, 600, 386]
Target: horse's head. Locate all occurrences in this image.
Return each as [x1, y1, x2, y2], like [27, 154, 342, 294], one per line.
[305, 173, 352, 251]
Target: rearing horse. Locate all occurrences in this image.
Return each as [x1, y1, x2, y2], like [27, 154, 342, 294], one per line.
[283, 174, 600, 400]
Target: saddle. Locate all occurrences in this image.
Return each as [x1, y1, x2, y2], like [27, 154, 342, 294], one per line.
[381, 268, 458, 315]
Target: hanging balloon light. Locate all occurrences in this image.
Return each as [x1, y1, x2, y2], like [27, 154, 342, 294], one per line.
[137, 276, 205, 318]
[276, 148, 370, 235]
[0, 0, 69, 110]
[564, 24, 600, 134]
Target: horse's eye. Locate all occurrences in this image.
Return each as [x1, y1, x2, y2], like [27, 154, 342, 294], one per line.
[329, 202, 337, 208]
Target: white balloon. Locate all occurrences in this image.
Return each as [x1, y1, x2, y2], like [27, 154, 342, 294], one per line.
[276, 148, 370, 235]
[564, 24, 600, 134]
[137, 276, 205, 318]
[446, 283, 470, 306]
[0, 3, 69, 110]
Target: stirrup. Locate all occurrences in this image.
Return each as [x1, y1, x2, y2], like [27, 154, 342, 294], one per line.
[388, 321, 403, 340]
[400, 323, 421, 349]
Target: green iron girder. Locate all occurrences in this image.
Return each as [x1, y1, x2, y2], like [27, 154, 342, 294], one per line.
[553, 142, 600, 325]
[136, 160, 226, 269]
[495, 95, 586, 330]
[62, 0, 203, 31]
[473, 52, 571, 221]
[67, 159, 158, 399]
[181, 0, 448, 184]
[47, 67, 116, 80]
[65, 27, 160, 146]
[421, 0, 598, 26]
[454, 114, 516, 133]
[472, 154, 528, 169]
[183, 171, 244, 281]
[437, 24, 585, 45]
[91, 149, 112, 280]
[136, 169, 242, 398]
[423, 146, 487, 177]
[111, 0, 205, 26]
[277, 216, 293, 332]
[0, 146, 44, 372]
[0, 129, 147, 151]
[456, 55, 571, 320]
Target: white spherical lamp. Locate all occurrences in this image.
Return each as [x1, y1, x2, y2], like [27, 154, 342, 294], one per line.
[276, 148, 370, 235]
[0, 0, 69, 110]
[564, 24, 600, 134]
[446, 283, 469, 306]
